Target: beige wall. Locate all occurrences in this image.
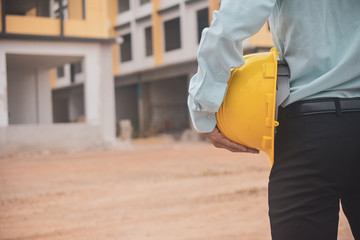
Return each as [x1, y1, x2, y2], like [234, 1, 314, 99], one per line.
[6, 16, 61, 36]
[68, 0, 83, 20]
[5, 0, 111, 38]
[65, 0, 110, 38]
[151, 0, 164, 66]
[109, 0, 120, 74]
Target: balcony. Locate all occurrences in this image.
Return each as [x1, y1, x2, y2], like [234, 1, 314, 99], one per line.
[0, 0, 110, 39]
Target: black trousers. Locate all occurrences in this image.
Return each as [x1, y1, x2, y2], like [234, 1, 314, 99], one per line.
[269, 101, 360, 240]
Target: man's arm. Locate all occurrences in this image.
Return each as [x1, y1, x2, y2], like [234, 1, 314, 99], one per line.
[188, 0, 276, 150]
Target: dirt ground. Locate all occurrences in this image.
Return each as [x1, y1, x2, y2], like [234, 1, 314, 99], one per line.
[0, 138, 354, 240]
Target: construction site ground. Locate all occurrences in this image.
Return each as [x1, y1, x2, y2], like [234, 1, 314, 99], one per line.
[0, 137, 353, 240]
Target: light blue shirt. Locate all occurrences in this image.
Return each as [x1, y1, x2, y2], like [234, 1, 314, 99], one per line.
[188, 0, 360, 133]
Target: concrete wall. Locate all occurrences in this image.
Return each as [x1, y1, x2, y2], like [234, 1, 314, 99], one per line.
[7, 69, 53, 125]
[0, 124, 102, 156]
[7, 70, 38, 124]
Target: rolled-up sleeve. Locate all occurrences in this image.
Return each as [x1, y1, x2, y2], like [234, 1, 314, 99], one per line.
[188, 0, 276, 133]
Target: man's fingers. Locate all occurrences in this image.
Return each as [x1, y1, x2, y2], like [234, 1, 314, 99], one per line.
[216, 133, 259, 153]
[215, 142, 259, 153]
[202, 127, 260, 154]
[213, 142, 243, 152]
[219, 136, 247, 152]
[246, 148, 260, 154]
[212, 137, 259, 153]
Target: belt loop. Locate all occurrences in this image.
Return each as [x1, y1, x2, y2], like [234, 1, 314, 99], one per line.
[334, 98, 342, 116]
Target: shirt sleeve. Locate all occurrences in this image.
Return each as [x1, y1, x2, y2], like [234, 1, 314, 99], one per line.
[187, 0, 276, 133]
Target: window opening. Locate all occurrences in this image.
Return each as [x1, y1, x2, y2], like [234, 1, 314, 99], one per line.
[120, 33, 132, 62]
[145, 26, 153, 56]
[197, 8, 209, 44]
[118, 0, 130, 13]
[164, 18, 181, 52]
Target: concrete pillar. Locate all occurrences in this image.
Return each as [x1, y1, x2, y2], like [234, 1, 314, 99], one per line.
[151, 0, 164, 66]
[37, 69, 53, 124]
[84, 53, 100, 125]
[137, 74, 144, 137]
[138, 79, 151, 137]
[0, 50, 8, 127]
[100, 44, 116, 143]
[179, 1, 190, 59]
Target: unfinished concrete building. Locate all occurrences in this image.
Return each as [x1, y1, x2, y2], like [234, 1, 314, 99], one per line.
[0, 0, 116, 155]
[112, 0, 273, 137]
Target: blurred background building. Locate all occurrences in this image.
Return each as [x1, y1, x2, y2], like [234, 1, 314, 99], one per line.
[0, 0, 272, 155]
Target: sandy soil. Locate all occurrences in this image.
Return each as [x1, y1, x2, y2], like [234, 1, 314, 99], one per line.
[0, 139, 353, 240]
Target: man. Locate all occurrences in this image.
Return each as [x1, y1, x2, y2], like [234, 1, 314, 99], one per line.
[187, 0, 360, 239]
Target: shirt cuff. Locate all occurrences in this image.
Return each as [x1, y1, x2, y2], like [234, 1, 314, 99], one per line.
[189, 110, 217, 133]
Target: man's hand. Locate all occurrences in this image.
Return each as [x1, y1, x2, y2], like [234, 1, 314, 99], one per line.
[202, 127, 259, 154]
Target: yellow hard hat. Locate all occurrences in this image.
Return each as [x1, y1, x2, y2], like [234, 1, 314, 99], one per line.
[216, 48, 279, 166]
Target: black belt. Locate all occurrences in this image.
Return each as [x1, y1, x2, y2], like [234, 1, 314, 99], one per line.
[284, 98, 360, 117]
